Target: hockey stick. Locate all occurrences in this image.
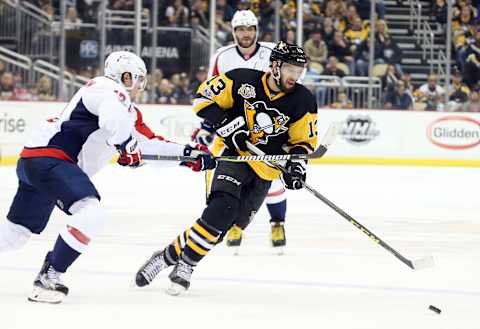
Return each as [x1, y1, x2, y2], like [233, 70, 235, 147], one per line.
[245, 142, 434, 271]
[142, 122, 339, 163]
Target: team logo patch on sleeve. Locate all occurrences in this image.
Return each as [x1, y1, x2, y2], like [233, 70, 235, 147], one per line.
[238, 84, 256, 99]
[244, 100, 290, 145]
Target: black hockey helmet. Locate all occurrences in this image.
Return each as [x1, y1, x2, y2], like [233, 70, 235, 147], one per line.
[270, 41, 308, 68]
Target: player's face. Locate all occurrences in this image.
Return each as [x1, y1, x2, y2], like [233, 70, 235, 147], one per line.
[122, 72, 146, 98]
[279, 62, 304, 92]
[234, 26, 256, 48]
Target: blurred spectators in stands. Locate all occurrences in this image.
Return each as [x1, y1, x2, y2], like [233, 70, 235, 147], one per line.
[381, 64, 401, 93]
[432, 0, 447, 28]
[463, 27, 480, 88]
[401, 72, 415, 102]
[449, 67, 470, 104]
[110, 0, 134, 11]
[215, 7, 233, 43]
[329, 30, 355, 74]
[323, 56, 346, 77]
[173, 72, 192, 105]
[65, 6, 82, 30]
[384, 80, 413, 110]
[330, 91, 354, 109]
[156, 78, 177, 104]
[0, 60, 5, 77]
[150, 68, 164, 92]
[322, 17, 335, 45]
[0, 72, 15, 100]
[36, 75, 55, 101]
[217, 0, 235, 22]
[414, 74, 445, 111]
[378, 34, 403, 74]
[285, 29, 296, 44]
[165, 0, 190, 27]
[452, 4, 475, 70]
[375, 20, 389, 44]
[462, 90, 480, 111]
[304, 30, 328, 72]
[190, 66, 207, 93]
[191, 0, 209, 28]
[354, 0, 386, 20]
[354, 36, 382, 76]
[77, 0, 101, 23]
[344, 15, 368, 46]
[260, 30, 274, 42]
[281, 1, 297, 31]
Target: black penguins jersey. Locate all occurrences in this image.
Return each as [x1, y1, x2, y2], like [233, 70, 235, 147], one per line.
[193, 68, 318, 181]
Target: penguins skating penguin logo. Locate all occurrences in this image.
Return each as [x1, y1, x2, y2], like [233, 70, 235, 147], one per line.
[243, 100, 290, 145]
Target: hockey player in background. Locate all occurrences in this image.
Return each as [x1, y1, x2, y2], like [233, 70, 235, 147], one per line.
[192, 9, 289, 253]
[135, 41, 318, 295]
[0, 51, 216, 304]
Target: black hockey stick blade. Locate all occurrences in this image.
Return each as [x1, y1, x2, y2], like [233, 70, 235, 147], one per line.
[143, 122, 340, 163]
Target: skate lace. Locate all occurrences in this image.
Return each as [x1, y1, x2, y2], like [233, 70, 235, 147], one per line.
[42, 266, 63, 288]
[142, 254, 166, 282]
[227, 225, 242, 241]
[175, 261, 193, 281]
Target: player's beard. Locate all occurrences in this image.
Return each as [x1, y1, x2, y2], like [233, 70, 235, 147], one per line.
[279, 76, 296, 93]
[237, 36, 255, 49]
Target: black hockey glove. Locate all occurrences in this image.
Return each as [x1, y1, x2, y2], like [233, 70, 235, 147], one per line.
[281, 160, 307, 190]
[191, 121, 215, 146]
[215, 116, 249, 152]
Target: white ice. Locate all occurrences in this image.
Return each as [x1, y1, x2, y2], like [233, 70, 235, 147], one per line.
[0, 163, 479, 329]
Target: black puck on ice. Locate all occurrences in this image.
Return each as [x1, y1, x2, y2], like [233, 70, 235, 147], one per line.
[428, 305, 441, 314]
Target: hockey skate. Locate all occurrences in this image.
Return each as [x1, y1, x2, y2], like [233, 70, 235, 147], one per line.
[166, 260, 193, 296]
[28, 257, 69, 304]
[226, 224, 242, 255]
[271, 223, 286, 255]
[135, 250, 169, 287]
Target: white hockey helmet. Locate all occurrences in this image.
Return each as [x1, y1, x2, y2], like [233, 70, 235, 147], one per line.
[231, 10, 259, 46]
[231, 10, 258, 29]
[104, 51, 147, 90]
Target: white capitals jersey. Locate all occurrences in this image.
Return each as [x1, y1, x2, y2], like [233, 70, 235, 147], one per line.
[22, 76, 184, 177]
[208, 42, 275, 78]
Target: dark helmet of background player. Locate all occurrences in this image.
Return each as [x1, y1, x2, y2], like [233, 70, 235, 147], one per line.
[269, 41, 308, 91]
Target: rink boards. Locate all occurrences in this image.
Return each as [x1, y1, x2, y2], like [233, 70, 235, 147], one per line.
[0, 101, 479, 167]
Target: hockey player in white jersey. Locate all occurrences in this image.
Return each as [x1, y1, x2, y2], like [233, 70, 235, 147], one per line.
[0, 51, 216, 304]
[192, 10, 288, 253]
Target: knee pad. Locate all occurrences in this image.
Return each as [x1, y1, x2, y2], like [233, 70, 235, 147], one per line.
[60, 197, 105, 253]
[0, 220, 32, 252]
[265, 179, 287, 205]
[202, 191, 240, 232]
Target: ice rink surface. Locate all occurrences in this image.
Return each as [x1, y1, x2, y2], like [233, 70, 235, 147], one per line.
[0, 163, 478, 329]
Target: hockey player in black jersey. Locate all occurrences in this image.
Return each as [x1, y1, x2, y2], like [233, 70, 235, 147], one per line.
[134, 41, 318, 295]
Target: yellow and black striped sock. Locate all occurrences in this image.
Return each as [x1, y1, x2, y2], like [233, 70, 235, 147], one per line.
[164, 229, 190, 266]
[181, 218, 221, 266]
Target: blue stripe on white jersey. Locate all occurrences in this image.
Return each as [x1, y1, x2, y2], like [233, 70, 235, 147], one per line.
[48, 98, 99, 162]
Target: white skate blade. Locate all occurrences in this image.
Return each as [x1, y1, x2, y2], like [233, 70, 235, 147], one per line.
[412, 256, 435, 270]
[273, 246, 284, 255]
[28, 286, 66, 304]
[233, 246, 240, 256]
[166, 282, 187, 296]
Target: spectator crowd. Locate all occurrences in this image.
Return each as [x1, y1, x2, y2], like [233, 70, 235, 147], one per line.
[0, 0, 478, 111]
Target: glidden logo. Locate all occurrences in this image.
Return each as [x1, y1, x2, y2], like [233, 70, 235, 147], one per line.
[427, 116, 480, 150]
